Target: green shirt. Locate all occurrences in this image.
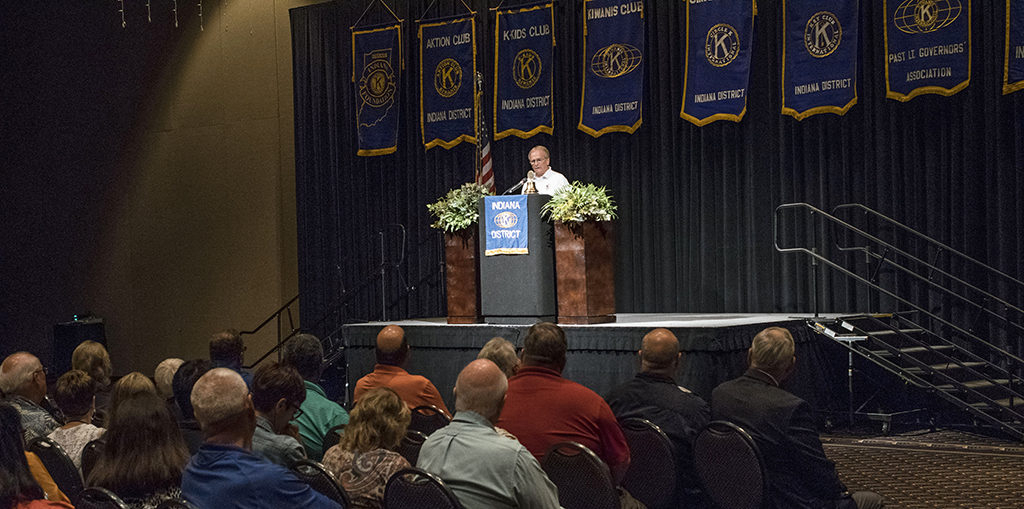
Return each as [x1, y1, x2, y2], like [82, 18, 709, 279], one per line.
[293, 381, 349, 461]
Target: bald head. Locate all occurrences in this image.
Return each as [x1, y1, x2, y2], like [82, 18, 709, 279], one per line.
[0, 352, 45, 402]
[376, 325, 409, 366]
[748, 327, 796, 381]
[191, 368, 251, 437]
[454, 359, 508, 423]
[640, 328, 680, 374]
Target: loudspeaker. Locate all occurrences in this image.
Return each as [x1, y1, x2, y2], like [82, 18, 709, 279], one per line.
[52, 318, 105, 377]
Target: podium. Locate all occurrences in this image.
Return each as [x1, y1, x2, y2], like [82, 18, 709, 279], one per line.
[478, 195, 556, 324]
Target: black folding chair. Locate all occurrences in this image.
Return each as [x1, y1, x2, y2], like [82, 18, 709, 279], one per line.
[290, 459, 351, 506]
[154, 500, 196, 509]
[620, 417, 677, 509]
[396, 429, 428, 466]
[409, 405, 449, 436]
[27, 436, 84, 503]
[384, 467, 462, 509]
[541, 441, 620, 509]
[81, 438, 105, 482]
[693, 421, 768, 509]
[76, 487, 129, 509]
[323, 422, 346, 451]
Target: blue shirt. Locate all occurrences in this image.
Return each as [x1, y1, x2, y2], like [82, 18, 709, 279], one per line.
[182, 443, 341, 509]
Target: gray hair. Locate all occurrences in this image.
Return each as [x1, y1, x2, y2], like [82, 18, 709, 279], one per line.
[154, 358, 184, 399]
[0, 352, 41, 394]
[477, 337, 519, 379]
[191, 368, 248, 427]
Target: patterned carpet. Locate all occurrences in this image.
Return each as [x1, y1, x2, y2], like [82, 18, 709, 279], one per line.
[823, 430, 1024, 509]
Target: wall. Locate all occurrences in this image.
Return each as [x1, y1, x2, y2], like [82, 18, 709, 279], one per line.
[0, 0, 320, 374]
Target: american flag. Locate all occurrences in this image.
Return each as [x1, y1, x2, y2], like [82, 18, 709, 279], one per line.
[475, 72, 495, 193]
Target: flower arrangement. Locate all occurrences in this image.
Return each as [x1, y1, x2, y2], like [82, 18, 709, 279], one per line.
[427, 183, 492, 232]
[541, 181, 618, 224]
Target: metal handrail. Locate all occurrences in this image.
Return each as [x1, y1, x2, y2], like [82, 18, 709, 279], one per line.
[241, 294, 300, 368]
[774, 203, 1024, 369]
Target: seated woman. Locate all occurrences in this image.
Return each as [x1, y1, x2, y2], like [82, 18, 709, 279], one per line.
[106, 371, 157, 424]
[322, 387, 411, 509]
[87, 392, 189, 508]
[0, 403, 73, 508]
[71, 340, 113, 427]
[47, 370, 105, 472]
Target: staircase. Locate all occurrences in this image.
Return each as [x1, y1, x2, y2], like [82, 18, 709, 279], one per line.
[775, 203, 1024, 440]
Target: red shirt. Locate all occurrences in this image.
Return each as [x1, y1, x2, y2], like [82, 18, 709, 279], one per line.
[496, 366, 630, 470]
[354, 364, 451, 416]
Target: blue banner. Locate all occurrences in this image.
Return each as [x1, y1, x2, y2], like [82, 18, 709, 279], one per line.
[578, 0, 645, 137]
[1007, 0, 1024, 94]
[484, 196, 529, 256]
[681, 0, 756, 126]
[419, 16, 477, 149]
[494, 3, 554, 140]
[352, 23, 402, 156]
[781, 1, 858, 120]
[884, 0, 971, 101]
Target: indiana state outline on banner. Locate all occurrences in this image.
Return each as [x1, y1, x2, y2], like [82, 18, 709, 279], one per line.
[1006, 0, 1024, 94]
[484, 196, 529, 256]
[494, 2, 555, 140]
[352, 23, 402, 156]
[781, 0, 858, 120]
[681, 0, 757, 126]
[420, 15, 477, 149]
[884, 0, 971, 101]
[578, 0, 645, 137]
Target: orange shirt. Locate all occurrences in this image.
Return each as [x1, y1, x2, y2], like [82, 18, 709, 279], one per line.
[24, 452, 71, 504]
[353, 364, 450, 416]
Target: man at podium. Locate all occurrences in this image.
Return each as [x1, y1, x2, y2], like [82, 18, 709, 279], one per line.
[524, 145, 568, 195]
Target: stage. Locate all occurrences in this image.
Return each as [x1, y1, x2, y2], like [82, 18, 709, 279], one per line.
[338, 313, 848, 412]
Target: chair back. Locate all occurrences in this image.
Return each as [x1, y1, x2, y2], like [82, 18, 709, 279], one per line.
[620, 417, 677, 509]
[408, 405, 449, 436]
[541, 441, 620, 509]
[154, 500, 196, 509]
[290, 459, 351, 506]
[76, 487, 129, 509]
[693, 421, 767, 509]
[323, 422, 346, 451]
[81, 438, 105, 482]
[396, 429, 428, 465]
[27, 436, 84, 502]
[383, 467, 462, 509]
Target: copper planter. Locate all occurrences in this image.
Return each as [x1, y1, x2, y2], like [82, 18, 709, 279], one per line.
[444, 230, 480, 323]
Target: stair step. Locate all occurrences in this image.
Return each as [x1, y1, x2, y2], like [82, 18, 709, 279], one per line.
[935, 379, 1011, 391]
[905, 361, 987, 374]
[863, 328, 925, 336]
[971, 398, 1024, 409]
[869, 345, 955, 357]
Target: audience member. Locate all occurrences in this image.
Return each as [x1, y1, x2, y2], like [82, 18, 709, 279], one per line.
[181, 368, 340, 509]
[250, 362, 307, 467]
[418, 359, 559, 509]
[0, 352, 60, 441]
[322, 387, 411, 509]
[172, 359, 211, 454]
[154, 358, 184, 401]
[477, 337, 520, 379]
[353, 325, 450, 416]
[209, 329, 252, 387]
[87, 392, 190, 508]
[48, 370, 105, 472]
[606, 328, 710, 506]
[281, 334, 349, 461]
[71, 340, 113, 426]
[0, 403, 73, 509]
[496, 322, 631, 482]
[711, 327, 884, 509]
[107, 371, 156, 424]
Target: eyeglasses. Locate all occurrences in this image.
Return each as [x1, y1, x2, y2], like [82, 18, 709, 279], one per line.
[33, 367, 48, 376]
[290, 404, 305, 420]
[529, 158, 547, 164]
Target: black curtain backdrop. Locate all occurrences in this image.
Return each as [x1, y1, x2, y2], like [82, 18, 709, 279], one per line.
[291, 1, 1023, 340]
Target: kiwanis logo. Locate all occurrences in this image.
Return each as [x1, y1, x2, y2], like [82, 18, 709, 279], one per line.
[804, 12, 841, 58]
[513, 49, 542, 89]
[590, 44, 642, 79]
[358, 50, 397, 109]
[434, 58, 462, 98]
[705, 24, 739, 67]
[494, 211, 518, 229]
[894, 0, 962, 34]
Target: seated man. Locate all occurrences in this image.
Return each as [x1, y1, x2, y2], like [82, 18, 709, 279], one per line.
[711, 327, 884, 509]
[172, 359, 211, 454]
[281, 333, 349, 461]
[251, 361, 307, 467]
[354, 325, 450, 416]
[181, 368, 341, 509]
[0, 352, 61, 441]
[209, 329, 252, 387]
[418, 359, 559, 509]
[496, 322, 631, 483]
[606, 328, 710, 505]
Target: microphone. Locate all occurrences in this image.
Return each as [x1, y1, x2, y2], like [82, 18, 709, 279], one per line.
[503, 176, 528, 195]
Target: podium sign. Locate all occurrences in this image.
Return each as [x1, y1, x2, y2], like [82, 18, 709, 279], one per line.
[479, 195, 556, 324]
